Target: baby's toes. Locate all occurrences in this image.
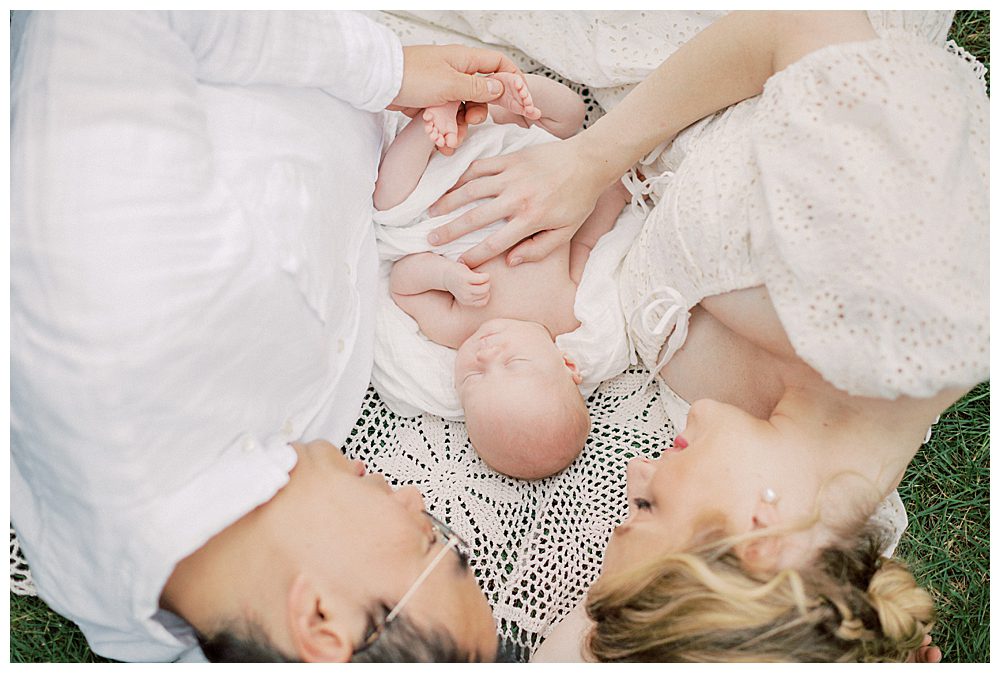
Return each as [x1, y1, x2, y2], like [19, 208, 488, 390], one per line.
[517, 81, 533, 105]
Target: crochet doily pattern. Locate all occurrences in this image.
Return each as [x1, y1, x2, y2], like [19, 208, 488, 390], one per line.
[340, 368, 671, 660]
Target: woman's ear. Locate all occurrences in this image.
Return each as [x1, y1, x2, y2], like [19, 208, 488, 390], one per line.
[562, 353, 583, 384]
[286, 573, 354, 663]
[737, 499, 783, 572]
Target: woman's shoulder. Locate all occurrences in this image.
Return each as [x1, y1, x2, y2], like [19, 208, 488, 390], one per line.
[742, 16, 989, 400]
[530, 601, 594, 663]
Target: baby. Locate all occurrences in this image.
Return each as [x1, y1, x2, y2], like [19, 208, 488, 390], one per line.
[377, 73, 630, 480]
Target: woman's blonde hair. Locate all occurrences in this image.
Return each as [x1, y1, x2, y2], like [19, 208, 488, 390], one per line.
[585, 523, 933, 662]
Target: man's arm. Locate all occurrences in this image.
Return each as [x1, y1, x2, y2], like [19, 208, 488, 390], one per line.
[166, 12, 521, 115]
[166, 11, 403, 111]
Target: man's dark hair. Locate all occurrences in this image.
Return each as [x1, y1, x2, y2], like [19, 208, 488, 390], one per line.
[196, 613, 486, 663]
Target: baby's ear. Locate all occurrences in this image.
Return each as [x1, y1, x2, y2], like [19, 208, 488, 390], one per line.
[561, 353, 583, 384]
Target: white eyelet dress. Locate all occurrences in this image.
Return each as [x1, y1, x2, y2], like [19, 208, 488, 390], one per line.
[619, 30, 989, 402]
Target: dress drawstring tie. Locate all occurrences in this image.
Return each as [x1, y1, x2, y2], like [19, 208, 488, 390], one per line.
[621, 168, 674, 219]
[627, 286, 691, 387]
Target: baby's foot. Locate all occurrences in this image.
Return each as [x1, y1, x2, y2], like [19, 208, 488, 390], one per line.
[423, 101, 461, 149]
[487, 72, 542, 121]
[445, 265, 491, 307]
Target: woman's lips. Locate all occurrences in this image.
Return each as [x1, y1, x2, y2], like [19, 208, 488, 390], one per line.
[671, 435, 688, 451]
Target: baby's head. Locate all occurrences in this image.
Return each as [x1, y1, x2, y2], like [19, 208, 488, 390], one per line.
[455, 318, 590, 480]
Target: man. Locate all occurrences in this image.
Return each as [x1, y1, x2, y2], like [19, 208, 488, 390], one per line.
[11, 10, 517, 661]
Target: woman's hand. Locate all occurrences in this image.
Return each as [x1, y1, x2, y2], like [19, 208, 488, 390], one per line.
[906, 634, 943, 663]
[426, 135, 613, 268]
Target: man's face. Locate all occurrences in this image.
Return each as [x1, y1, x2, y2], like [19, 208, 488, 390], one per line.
[286, 440, 497, 660]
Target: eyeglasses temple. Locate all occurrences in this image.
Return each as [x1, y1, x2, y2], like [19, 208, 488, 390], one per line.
[384, 537, 459, 624]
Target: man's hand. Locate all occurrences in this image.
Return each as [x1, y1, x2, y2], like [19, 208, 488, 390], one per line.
[390, 44, 520, 111]
[388, 45, 520, 155]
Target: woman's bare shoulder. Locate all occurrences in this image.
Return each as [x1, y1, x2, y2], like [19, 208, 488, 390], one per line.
[772, 10, 879, 73]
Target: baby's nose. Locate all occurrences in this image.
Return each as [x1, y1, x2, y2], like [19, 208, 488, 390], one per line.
[476, 343, 500, 362]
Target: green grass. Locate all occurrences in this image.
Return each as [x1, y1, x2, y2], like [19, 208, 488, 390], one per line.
[895, 381, 990, 662]
[8, 10, 990, 663]
[9, 593, 112, 663]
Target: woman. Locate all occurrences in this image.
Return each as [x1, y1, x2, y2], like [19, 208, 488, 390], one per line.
[428, 11, 987, 661]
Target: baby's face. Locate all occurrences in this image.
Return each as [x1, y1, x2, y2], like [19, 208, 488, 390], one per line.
[455, 318, 575, 403]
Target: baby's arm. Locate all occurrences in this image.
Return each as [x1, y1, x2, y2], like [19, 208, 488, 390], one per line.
[390, 252, 491, 346]
[374, 118, 437, 211]
[568, 179, 630, 284]
[491, 74, 586, 139]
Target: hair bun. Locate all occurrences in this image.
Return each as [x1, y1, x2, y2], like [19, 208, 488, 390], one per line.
[866, 559, 934, 649]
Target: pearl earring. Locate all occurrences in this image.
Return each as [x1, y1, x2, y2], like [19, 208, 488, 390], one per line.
[761, 487, 779, 505]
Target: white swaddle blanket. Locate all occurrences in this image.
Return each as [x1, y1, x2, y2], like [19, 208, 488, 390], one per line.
[372, 115, 641, 418]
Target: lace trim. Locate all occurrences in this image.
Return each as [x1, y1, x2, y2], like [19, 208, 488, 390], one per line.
[945, 39, 990, 95]
[10, 527, 36, 596]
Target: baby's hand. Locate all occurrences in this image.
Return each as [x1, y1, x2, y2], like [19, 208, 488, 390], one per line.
[445, 265, 491, 307]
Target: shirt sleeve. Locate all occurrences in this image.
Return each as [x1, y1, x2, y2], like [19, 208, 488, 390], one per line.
[166, 10, 404, 111]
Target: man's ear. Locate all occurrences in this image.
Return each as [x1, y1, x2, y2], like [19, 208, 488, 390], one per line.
[286, 573, 354, 663]
[562, 353, 583, 385]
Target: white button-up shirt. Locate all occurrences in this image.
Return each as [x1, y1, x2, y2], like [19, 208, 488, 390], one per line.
[11, 10, 402, 661]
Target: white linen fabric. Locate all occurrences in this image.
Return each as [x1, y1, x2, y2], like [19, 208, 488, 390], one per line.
[372, 116, 640, 418]
[10, 10, 401, 662]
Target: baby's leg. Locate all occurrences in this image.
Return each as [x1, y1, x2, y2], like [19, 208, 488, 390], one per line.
[422, 100, 461, 149]
[486, 72, 542, 121]
[374, 118, 437, 211]
[489, 74, 586, 139]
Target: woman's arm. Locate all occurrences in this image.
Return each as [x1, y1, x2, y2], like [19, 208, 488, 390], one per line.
[428, 10, 876, 268]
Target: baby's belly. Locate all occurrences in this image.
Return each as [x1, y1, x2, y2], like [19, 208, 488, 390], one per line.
[462, 246, 580, 336]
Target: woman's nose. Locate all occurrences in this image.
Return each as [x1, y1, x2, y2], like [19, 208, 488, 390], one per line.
[626, 456, 656, 490]
[394, 485, 426, 512]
